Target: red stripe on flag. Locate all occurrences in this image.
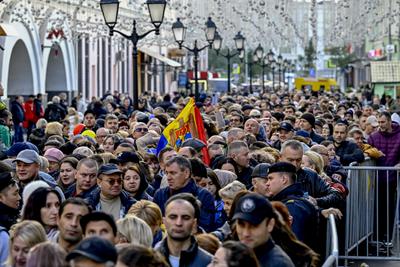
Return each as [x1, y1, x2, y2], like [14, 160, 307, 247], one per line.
[194, 105, 210, 166]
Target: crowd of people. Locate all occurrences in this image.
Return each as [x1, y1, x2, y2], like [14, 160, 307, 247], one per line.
[0, 84, 399, 267]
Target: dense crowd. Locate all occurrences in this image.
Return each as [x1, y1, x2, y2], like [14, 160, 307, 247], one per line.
[0, 84, 399, 267]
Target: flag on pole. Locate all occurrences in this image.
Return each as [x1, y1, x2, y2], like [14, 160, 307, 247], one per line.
[156, 98, 210, 165]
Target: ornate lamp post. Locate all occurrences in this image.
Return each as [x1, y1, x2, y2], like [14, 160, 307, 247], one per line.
[213, 31, 245, 94]
[172, 17, 217, 101]
[270, 59, 277, 89]
[100, 0, 167, 110]
[277, 54, 283, 87]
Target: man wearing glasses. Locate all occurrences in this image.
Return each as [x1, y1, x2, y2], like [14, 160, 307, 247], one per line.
[85, 163, 136, 220]
[132, 122, 149, 140]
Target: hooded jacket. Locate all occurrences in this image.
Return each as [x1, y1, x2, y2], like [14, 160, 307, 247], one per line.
[368, 123, 400, 167]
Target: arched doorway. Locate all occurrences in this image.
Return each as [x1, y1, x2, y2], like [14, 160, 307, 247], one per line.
[45, 44, 67, 100]
[7, 40, 34, 97]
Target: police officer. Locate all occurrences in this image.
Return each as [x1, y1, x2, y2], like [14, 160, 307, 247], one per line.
[266, 162, 318, 249]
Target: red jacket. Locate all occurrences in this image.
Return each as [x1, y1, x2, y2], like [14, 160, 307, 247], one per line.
[23, 100, 35, 126]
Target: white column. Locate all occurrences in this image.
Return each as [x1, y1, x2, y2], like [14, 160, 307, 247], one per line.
[81, 37, 86, 101]
[98, 38, 103, 97]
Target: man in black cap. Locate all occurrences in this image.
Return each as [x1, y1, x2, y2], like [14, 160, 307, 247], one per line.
[266, 162, 318, 248]
[232, 193, 294, 267]
[299, 113, 324, 144]
[251, 163, 271, 197]
[85, 163, 136, 220]
[66, 236, 117, 267]
[273, 121, 294, 150]
[115, 151, 140, 172]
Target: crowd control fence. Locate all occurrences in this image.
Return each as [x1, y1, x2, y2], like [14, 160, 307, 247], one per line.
[340, 159, 400, 266]
[322, 213, 339, 267]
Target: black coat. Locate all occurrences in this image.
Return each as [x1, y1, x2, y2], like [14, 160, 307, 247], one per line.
[0, 202, 19, 231]
[334, 140, 365, 166]
[296, 168, 343, 208]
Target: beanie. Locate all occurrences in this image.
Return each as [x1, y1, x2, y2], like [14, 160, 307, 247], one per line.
[300, 113, 315, 128]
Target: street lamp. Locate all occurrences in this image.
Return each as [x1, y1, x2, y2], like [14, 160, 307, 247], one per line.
[276, 54, 283, 87]
[100, 0, 167, 110]
[248, 51, 260, 94]
[270, 59, 277, 89]
[172, 17, 217, 101]
[213, 31, 245, 94]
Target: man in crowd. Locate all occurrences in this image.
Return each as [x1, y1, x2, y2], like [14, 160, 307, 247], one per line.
[364, 115, 379, 139]
[280, 140, 343, 208]
[232, 193, 295, 267]
[153, 156, 215, 232]
[65, 158, 99, 199]
[368, 111, 400, 245]
[80, 211, 118, 244]
[299, 113, 324, 144]
[84, 110, 97, 131]
[66, 236, 117, 267]
[332, 122, 364, 165]
[56, 198, 91, 253]
[273, 121, 294, 150]
[251, 163, 271, 197]
[86, 163, 135, 220]
[227, 141, 253, 189]
[266, 162, 317, 247]
[157, 193, 212, 267]
[104, 114, 119, 134]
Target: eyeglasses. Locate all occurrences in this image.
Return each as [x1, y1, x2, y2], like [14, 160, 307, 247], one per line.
[134, 128, 148, 133]
[103, 179, 123, 186]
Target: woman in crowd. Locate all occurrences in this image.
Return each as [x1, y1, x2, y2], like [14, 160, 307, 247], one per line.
[26, 241, 67, 267]
[101, 134, 120, 154]
[200, 169, 226, 228]
[57, 157, 78, 192]
[123, 165, 152, 201]
[128, 200, 164, 247]
[22, 188, 62, 240]
[116, 216, 153, 247]
[5, 220, 47, 267]
[207, 241, 260, 267]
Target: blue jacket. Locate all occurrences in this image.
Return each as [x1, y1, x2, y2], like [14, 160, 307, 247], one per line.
[153, 179, 216, 232]
[310, 130, 325, 144]
[10, 100, 24, 123]
[156, 236, 212, 267]
[271, 183, 318, 248]
[64, 184, 99, 199]
[85, 188, 136, 219]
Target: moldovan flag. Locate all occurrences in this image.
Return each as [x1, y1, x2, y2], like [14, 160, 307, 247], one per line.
[156, 98, 210, 165]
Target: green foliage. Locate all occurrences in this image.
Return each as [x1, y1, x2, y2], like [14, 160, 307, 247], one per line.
[325, 45, 357, 69]
[304, 39, 316, 71]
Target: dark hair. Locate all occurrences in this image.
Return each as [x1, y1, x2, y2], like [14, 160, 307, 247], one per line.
[59, 197, 91, 217]
[165, 193, 200, 219]
[158, 146, 175, 162]
[379, 111, 392, 121]
[206, 168, 222, 200]
[60, 156, 79, 169]
[22, 187, 62, 226]
[222, 241, 260, 267]
[179, 146, 197, 157]
[118, 244, 169, 267]
[213, 156, 240, 175]
[80, 211, 117, 236]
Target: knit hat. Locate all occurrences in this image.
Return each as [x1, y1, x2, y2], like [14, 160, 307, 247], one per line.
[300, 113, 315, 128]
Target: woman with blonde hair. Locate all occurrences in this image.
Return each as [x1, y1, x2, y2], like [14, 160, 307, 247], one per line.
[117, 215, 153, 247]
[302, 150, 331, 181]
[26, 241, 67, 267]
[128, 200, 163, 247]
[6, 220, 47, 267]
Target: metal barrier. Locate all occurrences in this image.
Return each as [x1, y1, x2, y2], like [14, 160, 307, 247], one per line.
[323, 214, 339, 267]
[340, 160, 400, 265]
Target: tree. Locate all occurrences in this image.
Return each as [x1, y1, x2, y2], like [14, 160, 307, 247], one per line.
[304, 39, 316, 74]
[325, 45, 357, 70]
